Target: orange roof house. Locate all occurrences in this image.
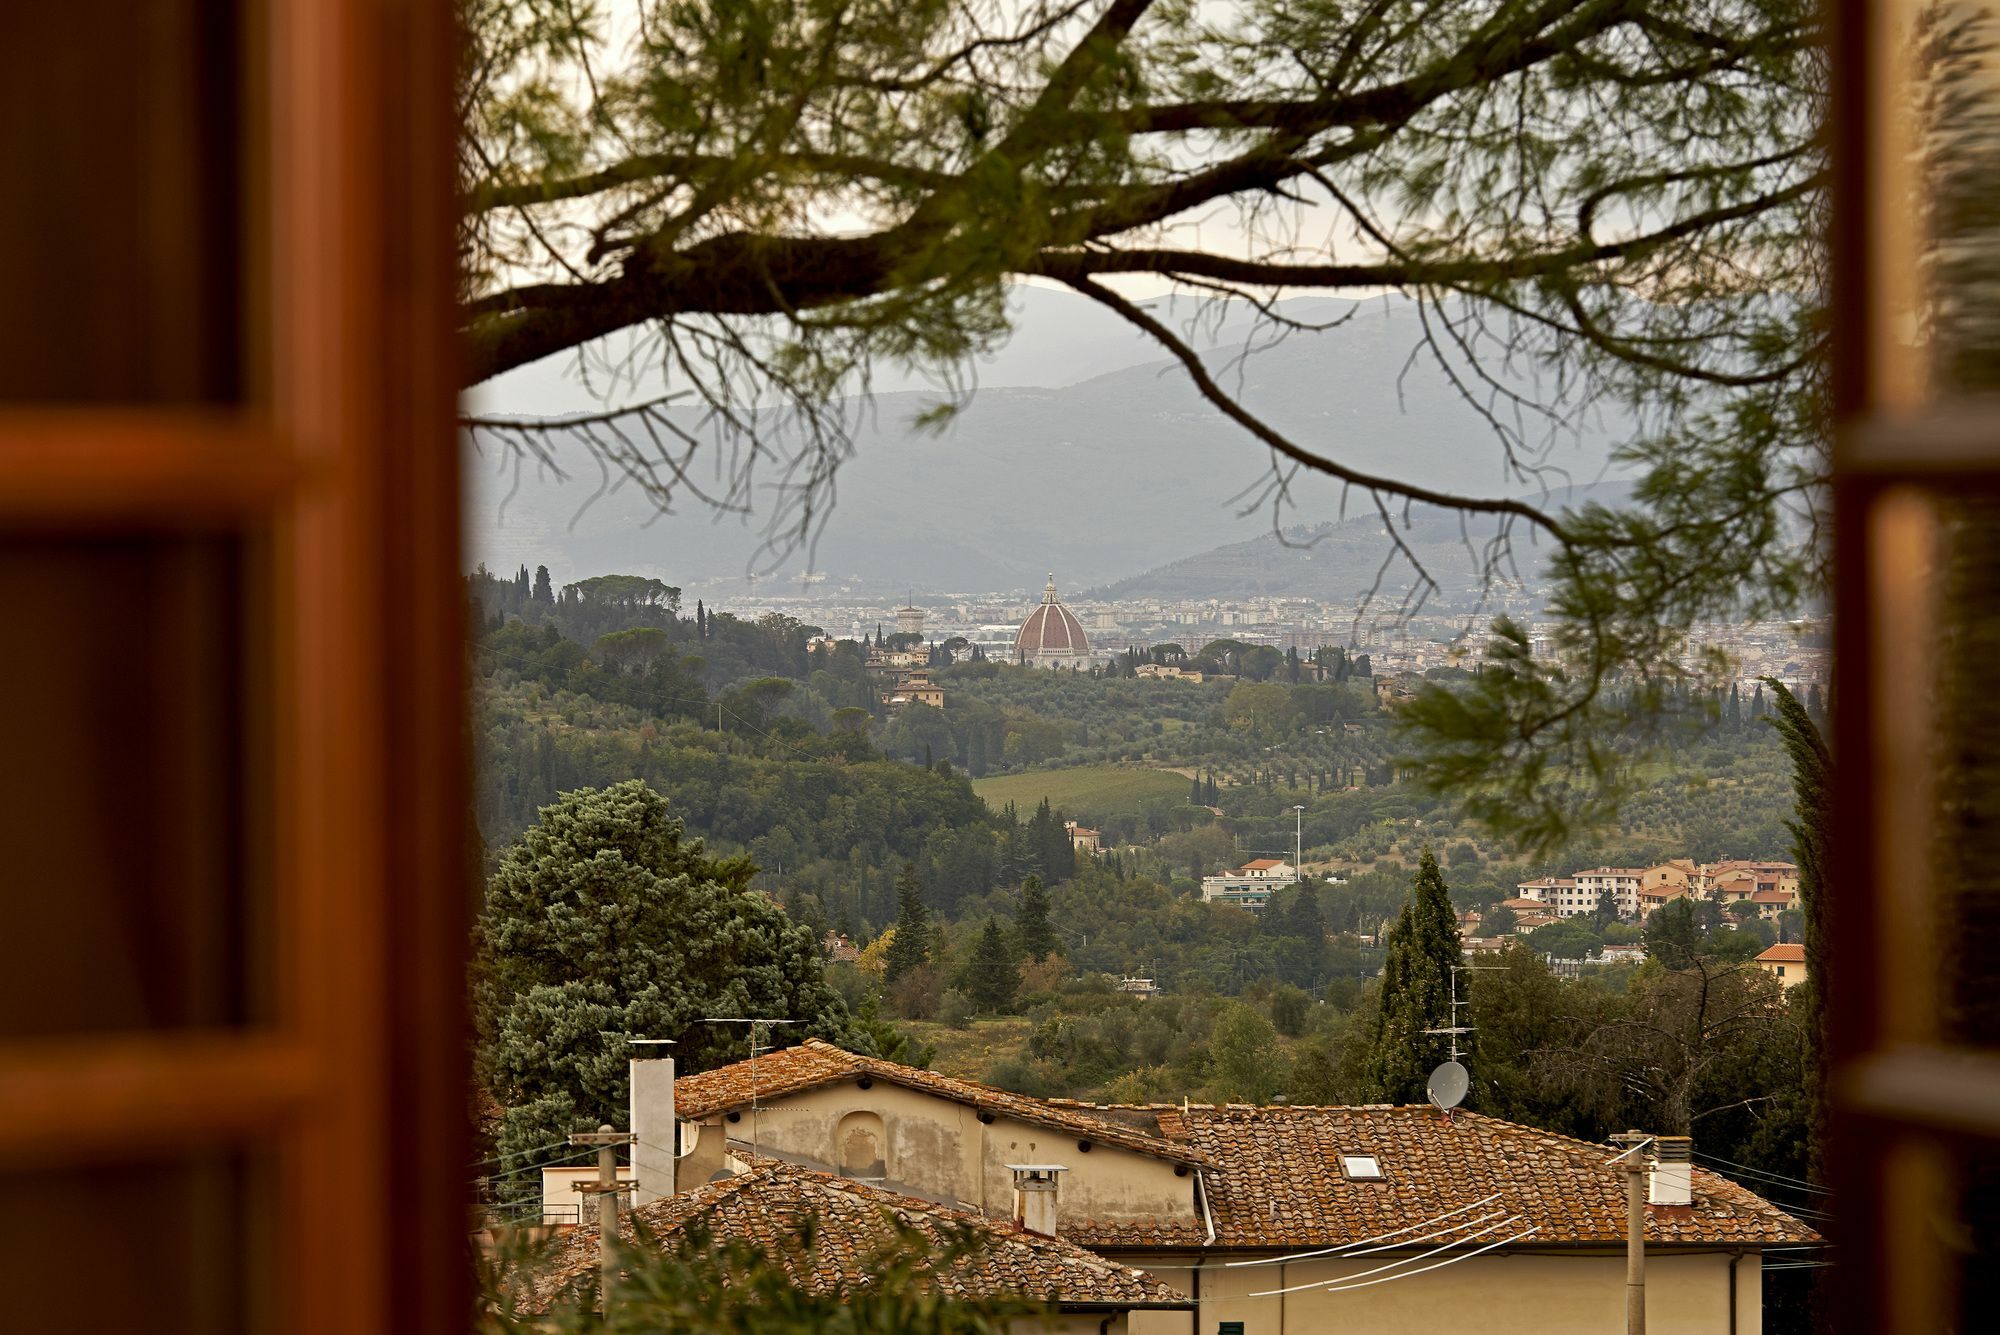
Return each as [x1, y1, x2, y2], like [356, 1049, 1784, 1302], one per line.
[512, 1158, 1192, 1317]
[1756, 942, 1808, 990]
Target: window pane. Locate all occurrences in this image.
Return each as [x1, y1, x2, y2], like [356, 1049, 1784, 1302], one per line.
[0, 534, 266, 1034]
[0, 0, 246, 403]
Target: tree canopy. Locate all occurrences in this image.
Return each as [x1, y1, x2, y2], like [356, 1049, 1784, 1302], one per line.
[473, 781, 861, 1178]
[460, 0, 1825, 850]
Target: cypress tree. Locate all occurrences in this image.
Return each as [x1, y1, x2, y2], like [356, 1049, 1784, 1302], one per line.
[532, 564, 554, 604]
[1766, 678, 1828, 1181]
[1191, 773, 1203, 804]
[1018, 875, 1057, 962]
[965, 917, 1019, 1013]
[883, 863, 931, 983]
[1364, 848, 1460, 1102]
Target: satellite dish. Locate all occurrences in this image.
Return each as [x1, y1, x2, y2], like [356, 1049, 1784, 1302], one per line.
[1427, 1060, 1469, 1111]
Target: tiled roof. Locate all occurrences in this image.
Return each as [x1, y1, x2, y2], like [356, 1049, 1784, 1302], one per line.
[1756, 943, 1806, 963]
[1016, 577, 1089, 658]
[675, 1039, 1207, 1166]
[1750, 889, 1795, 903]
[1177, 1106, 1817, 1250]
[514, 1159, 1191, 1314]
[1047, 1104, 1816, 1251]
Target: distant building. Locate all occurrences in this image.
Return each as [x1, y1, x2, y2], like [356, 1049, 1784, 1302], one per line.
[882, 668, 944, 711]
[1135, 663, 1204, 682]
[1756, 942, 1808, 990]
[1015, 573, 1093, 669]
[1749, 888, 1797, 920]
[1065, 820, 1101, 855]
[895, 602, 925, 639]
[1115, 976, 1162, 999]
[1573, 866, 1644, 917]
[1637, 884, 1694, 919]
[1201, 858, 1296, 911]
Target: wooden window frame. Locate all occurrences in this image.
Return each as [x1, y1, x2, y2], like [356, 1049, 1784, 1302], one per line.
[1829, 1, 2000, 1330]
[0, 2, 467, 1332]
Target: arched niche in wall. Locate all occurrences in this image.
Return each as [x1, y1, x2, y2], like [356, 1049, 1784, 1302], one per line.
[836, 1110, 887, 1181]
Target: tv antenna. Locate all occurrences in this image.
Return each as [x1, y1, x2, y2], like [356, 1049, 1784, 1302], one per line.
[701, 1017, 797, 1161]
[1421, 963, 1502, 1115]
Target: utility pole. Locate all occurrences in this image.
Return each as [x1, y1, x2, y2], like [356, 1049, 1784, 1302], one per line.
[1609, 1131, 1652, 1335]
[570, 1123, 635, 1318]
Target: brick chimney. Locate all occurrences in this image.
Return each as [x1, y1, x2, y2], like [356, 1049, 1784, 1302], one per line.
[1649, 1135, 1692, 1206]
[1008, 1164, 1067, 1236]
[629, 1041, 677, 1206]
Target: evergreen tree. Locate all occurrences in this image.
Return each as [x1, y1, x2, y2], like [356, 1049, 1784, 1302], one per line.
[965, 917, 1019, 1013]
[1765, 678, 1829, 1183]
[1290, 1043, 1341, 1104]
[473, 781, 859, 1183]
[1190, 773, 1203, 804]
[882, 863, 931, 983]
[532, 563, 554, 604]
[1017, 875, 1057, 963]
[1363, 848, 1459, 1102]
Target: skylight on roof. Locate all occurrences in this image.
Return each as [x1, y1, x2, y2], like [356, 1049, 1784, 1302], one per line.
[1341, 1154, 1384, 1180]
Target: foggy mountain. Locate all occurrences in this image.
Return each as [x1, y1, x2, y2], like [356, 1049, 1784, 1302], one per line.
[1086, 480, 1634, 606]
[464, 288, 1629, 597]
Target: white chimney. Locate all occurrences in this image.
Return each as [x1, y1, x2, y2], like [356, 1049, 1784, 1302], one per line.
[630, 1042, 677, 1206]
[1008, 1164, 1067, 1236]
[1649, 1135, 1692, 1206]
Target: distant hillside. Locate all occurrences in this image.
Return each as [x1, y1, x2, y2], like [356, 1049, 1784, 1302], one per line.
[466, 290, 1629, 595]
[1087, 481, 1633, 605]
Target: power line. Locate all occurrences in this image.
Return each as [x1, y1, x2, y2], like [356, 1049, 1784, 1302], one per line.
[470, 1134, 583, 1171]
[1692, 1151, 1829, 1194]
[470, 1143, 597, 1188]
[1221, 1193, 1502, 1268]
[1241, 1218, 1532, 1299]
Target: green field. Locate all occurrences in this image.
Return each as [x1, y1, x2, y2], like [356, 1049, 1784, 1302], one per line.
[972, 765, 1192, 820]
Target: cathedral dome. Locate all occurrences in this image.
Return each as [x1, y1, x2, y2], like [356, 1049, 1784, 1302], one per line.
[1015, 574, 1090, 667]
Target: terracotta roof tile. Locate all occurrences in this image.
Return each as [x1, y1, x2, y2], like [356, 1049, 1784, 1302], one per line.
[1756, 943, 1807, 963]
[1166, 1105, 1818, 1250]
[514, 1159, 1191, 1314]
[676, 1039, 1207, 1166]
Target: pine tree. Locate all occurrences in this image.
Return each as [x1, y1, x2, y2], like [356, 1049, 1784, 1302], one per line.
[882, 863, 931, 983]
[1364, 848, 1460, 1102]
[473, 782, 859, 1184]
[1018, 875, 1057, 962]
[965, 917, 1019, 1013]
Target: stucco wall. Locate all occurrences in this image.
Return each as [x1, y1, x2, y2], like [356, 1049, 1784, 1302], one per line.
[1101, 1249, 1761, 1335]
[703, 1080, 1197, 1225]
